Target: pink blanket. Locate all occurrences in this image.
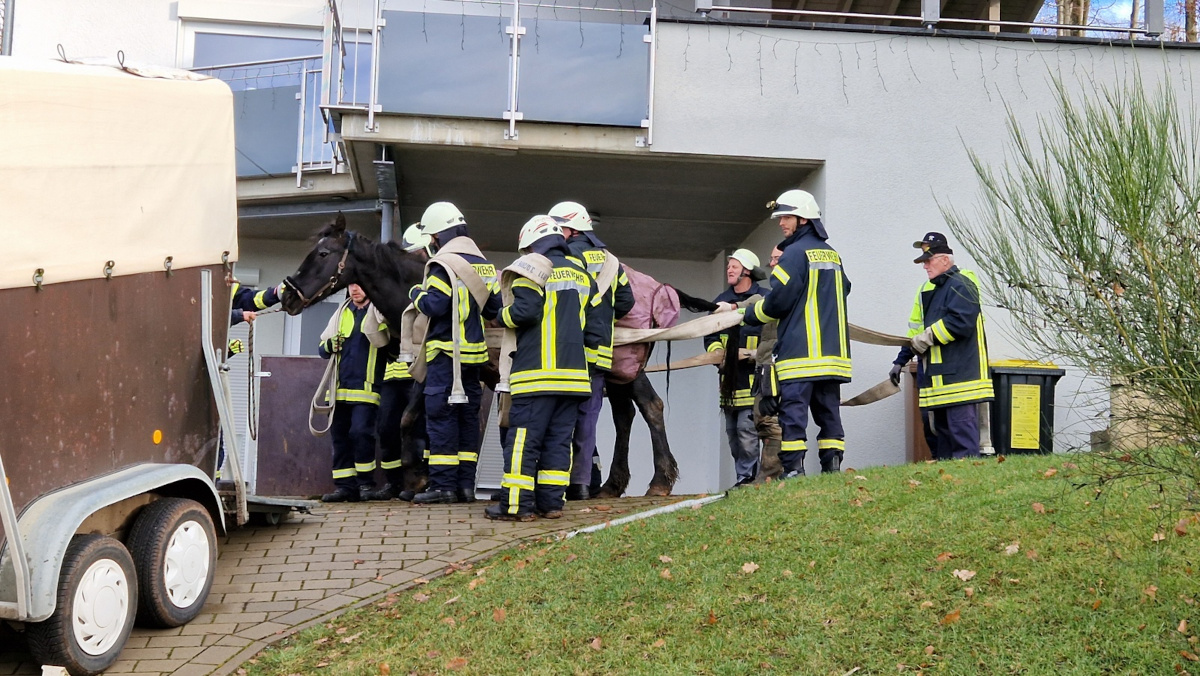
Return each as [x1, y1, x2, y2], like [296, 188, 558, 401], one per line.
[610, 265, 681, 384]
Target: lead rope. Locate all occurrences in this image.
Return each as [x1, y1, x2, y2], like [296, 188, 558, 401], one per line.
[247, 320, 258, 441]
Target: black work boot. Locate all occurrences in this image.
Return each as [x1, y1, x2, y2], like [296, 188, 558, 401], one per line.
[457, 488, 478, 504]
[484, 504, 536, 522]
[396, 489, 416, 502]
[565, 484, 590, 501]
[819, 450, 843, 474]
[320, 487, 360, 503]
[363, 484, 398, 501]
[412, 489, 457, 505]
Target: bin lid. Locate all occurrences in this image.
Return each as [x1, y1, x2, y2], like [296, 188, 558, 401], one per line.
[990, 359, 1066, 376]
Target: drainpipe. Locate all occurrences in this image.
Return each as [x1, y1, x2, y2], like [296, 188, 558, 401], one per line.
[2, 0, 16, 56]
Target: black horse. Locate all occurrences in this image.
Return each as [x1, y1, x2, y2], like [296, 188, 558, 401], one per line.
[281, 213, 712, 497]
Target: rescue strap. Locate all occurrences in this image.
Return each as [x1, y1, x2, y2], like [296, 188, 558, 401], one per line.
[308, 298, 351, 437]
[594, 251, 621, 295]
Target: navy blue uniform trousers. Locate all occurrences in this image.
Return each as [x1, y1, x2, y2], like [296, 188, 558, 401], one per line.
[424, 357, 482, 493]
[929, 404, 979, 460]
[378, 379, 425, 486]
[497, 395, 581, 516]
[332, 402, 378, 491]
[778, 380, 844, 473]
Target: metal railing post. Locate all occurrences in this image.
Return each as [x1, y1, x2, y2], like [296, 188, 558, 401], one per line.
[1145, 0, 1164, 37]
[638, 0, 657, 148]
[503, 0, 525, 141]
[199, 269, 249, 526]
[921, 0, 940, 28]
[366, 0, 384, 132]
[295, 68, 307, 188]
[0, 450, 32, 619]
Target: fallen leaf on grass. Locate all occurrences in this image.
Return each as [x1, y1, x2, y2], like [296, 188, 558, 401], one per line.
[413, 578, 430, 586]
[595, 505, 612, 512]
[1026, 550, 1039, 560]
[1032, 502, 1046, 514]
[782, 570, 793, 577]
[491, 606, 506, 623]
[1092, 599, 1102, 611]
[953, 569, 977, 582]
[965, 588, 975, 598]
[1153, 532, 1167, 542]
[1181, 619, 1190, 634]
[353, 559, 365, 565]
[1181, 651, 1200, 662]
[446, 657, 469, 670]
[940, 609, 962, 625]
[314, 637, 329, 645]
[920, 601, 934, 610]
[442, 617, 456, 627]
[936, 552, 954, 563]
[660, 568, 674, 580]
[315, 662, 329, 668]
[855, 475, 868, 481]
[997, 455, 1006, 463]
[413, 593, 430, 603]
[426, 651, 441, 658]
[1177, 520, 1190, 537]
[742, 562, 760, 574]
[1145, 586, 1159, 599]
[707, 610, 718, 625]
[468, 578, 484, 590]
[565, 553, 577, 563]
[652, 639, 666, 648]
[1004, 543, 1020, 556]
[379, 664, 390, 676]
[1043, 468, 1058, 478]
[909, 480, 922, 487]
[702, 544, 709, 551]
[925, 645, 936, 655]
[336, 627, 347, 635]
[340, 632, 362, 644]
[590, 638, 603, 651]
[659, 555, 673, 563]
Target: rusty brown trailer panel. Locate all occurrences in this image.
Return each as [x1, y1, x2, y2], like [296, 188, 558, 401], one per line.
[0, 265, 226, 519]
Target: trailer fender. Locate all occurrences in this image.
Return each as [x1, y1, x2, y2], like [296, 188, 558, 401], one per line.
[0, 463, 222, 622]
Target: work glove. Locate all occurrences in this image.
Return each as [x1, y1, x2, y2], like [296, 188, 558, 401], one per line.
[888, 363, 903, 387]
[713, 301, 737, 314]
[327, 335, 346, 353]
[408, 285, 422, 302]
[227, 339, 244, 356]
[757, 394, 781, 418]
[910, 327, 936, 354]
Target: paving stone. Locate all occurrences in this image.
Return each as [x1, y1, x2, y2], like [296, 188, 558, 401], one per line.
[235, 622, 290, 641]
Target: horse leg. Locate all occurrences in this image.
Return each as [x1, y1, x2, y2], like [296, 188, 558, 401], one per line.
[631, 372, 678, 496]
[597, 380, 635, 499]
[399, 381, 429, 494]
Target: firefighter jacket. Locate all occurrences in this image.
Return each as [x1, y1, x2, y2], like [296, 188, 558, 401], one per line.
[318, 303, 386, 405]
[893, 269, 980, 367]
[705, 283, 768, 407]
[912, 266, 993, 409]
[230, 282, 281, 325]
[414, 251, 502, 365]
[744, 225, 852, 383]
[565, 234, 634, 372]
[499, 249, 595, 397]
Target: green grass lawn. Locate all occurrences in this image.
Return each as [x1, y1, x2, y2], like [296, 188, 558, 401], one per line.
[248, 455, 1200, 675]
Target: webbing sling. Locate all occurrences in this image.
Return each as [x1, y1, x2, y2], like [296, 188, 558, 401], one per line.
[309, 298, 351, 436]
[594, 251, 621, 295]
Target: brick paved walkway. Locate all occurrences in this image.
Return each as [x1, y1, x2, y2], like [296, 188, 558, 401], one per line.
[0, 497, 682, 676]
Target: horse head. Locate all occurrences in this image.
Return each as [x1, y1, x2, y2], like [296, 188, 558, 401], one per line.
[280, 212, 359, 315]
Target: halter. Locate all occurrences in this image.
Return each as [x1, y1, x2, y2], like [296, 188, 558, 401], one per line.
[283, 231, 354, 308]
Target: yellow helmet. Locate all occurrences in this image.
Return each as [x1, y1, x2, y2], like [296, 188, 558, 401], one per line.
[518, 215, 564, 250]
[400, 223, 432, 254]
[768, 189, 821, 219]
[419, 201, 466, 234]
[729, 248, 761, 271]
[548, 201, 593, 232]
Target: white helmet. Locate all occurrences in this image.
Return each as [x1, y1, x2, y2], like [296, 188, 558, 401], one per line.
[400, 223, 432, 254]
[518, 215, 564, 250]
[420, 201, 466, 234]
[768, 189, 821, 220]
[728, 248, 760, 271]
[547, 201, 593, 232]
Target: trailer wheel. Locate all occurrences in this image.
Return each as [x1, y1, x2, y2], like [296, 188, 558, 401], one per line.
[127, 498, 217, 628]
[25, 534, 138, 676]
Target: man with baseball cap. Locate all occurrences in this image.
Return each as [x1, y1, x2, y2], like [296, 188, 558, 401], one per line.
[890, 232, 992, 459]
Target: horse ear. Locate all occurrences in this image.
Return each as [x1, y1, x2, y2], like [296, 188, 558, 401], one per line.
[333, 212, 347, 234]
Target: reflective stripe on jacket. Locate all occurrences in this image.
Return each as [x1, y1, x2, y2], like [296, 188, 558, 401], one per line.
[915, 266, 993, 409]
[500, 252, 595, 397]
[705, 284, 767, 407]
[414, 253, 502, 364]
[384, 360, 411, 381]
[743, 226, 852, 383]
[566, 234, 634, 372]
[318, 303, 384, 405]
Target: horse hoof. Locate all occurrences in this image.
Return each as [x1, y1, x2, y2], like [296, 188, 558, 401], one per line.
[595, 487, 623, 499]
[644, 485, 673, 497]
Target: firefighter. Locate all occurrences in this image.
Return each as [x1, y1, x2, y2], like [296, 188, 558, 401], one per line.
[364, 225, 433, 501]
[706, 248, 769, 487]
[743, 189, 851, 476]
[895, 232, 993, 459]
[487, 216, 595, 521]
[409, 203, 501, 504]
[548, 200, 635, 500]
[319, 283, 387, 502]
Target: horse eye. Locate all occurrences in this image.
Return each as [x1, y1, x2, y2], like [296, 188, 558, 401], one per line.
[319, 251, 329, 258]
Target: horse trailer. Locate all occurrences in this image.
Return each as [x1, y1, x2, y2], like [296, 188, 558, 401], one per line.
[0, 57, 256, 675]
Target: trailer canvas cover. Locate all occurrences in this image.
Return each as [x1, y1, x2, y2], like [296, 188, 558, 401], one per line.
[0, 57, 238, 290]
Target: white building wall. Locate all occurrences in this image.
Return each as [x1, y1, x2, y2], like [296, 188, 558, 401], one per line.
[652, 24, 1198, 466]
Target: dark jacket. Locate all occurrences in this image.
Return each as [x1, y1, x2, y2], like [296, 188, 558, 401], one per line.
[230, 282, 281, 325]
[414, 249, 502, 365]
[705, 283, 768, 407]
[500, 249, 596, 397]
[565, 233, 634, 372]
[744, 226, 852, 383]
[318, 303, 385, 405]
[914, 266, 992, 409]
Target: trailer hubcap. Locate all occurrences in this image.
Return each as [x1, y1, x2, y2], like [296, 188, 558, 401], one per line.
[164, 519, 210, 609]
[73, 559, 130, 655]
